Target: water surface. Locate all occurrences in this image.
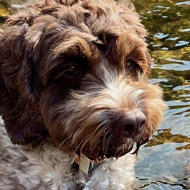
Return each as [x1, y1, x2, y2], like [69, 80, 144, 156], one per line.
[132, 0, 190, 189]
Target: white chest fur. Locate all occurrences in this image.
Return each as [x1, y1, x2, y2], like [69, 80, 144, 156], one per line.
[0, 119, 136, 190]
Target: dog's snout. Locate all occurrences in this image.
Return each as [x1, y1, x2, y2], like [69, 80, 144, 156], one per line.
[117, 114, 146, 137]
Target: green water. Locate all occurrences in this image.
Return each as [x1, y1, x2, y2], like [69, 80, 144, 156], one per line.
[0, 0, 190, 189]
[132, 0, 190, 189]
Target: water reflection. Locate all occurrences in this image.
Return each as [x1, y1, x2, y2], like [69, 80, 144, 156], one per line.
[135, 143, 190, 190]
[148, 128, 190, 146]
[132, 0, 190, 189]
[0, 1, 9, 24]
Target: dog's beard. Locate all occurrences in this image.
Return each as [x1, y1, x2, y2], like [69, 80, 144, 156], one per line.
[61, 108, 150, 160]
[75, 128, 149, 160]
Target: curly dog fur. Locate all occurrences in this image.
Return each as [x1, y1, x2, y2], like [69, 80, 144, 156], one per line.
[0, 0, 166, 189]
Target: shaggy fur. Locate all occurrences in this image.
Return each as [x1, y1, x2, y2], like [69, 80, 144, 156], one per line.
[0, 0, 167, 189]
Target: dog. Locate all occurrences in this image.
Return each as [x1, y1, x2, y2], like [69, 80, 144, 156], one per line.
[0, 0, 167, 189]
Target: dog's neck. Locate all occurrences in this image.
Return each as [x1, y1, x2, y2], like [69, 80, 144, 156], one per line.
[0, 124, 136, 190]
[74, 153, 105, 175]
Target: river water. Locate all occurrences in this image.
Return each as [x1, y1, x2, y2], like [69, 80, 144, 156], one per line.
[132, 0, 190, 189]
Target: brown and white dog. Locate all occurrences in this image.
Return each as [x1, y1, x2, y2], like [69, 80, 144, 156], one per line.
[0, 0, 167, 189]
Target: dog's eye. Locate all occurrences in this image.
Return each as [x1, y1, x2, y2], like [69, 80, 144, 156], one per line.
[126, 59, 135, 68]
[125, 59, 142, 73]
[63, 65, 79, 76]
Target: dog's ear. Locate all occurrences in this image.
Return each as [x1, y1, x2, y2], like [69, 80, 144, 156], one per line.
[0, 15, 46, 145]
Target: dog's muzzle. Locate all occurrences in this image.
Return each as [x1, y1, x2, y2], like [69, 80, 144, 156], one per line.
[115, 111, 146, 137]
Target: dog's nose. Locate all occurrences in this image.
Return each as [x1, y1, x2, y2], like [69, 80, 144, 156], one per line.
[117, 114, 146, 137]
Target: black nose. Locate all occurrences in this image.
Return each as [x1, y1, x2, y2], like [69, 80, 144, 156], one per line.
[116, 115, 146, 137]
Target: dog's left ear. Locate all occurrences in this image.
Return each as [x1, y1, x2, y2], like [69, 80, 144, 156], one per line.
[0, 15, 46, 145]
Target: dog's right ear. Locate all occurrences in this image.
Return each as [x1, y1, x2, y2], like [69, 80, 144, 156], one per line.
[0, 14, 47, 145]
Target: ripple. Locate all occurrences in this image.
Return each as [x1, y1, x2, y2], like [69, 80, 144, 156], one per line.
[173, 85, 190, 91]
[166, 37, 179, 41]
[152, 63, 189, 71]
[175, 41, 189, 47]
[167, 100, 190, 107]
[176, 1, 190, 5]
[154, 33, 169, 40]
[180, 28, 190, 32]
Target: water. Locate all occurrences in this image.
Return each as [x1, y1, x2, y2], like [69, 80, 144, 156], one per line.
[131, 0, 190, 189]
[0, 0, 190, 189]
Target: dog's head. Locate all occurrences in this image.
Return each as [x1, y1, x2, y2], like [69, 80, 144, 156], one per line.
[0, 0, 166, 160]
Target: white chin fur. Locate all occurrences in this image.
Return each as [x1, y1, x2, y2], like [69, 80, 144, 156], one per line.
[130, 142, 137, 154]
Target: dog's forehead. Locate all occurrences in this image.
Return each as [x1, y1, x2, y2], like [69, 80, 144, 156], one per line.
[19, 1, 148, 69]
[14, 0, 146, 47]
[2, 0, 151, 83]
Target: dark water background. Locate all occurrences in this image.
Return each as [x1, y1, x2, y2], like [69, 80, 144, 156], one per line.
[0, 0, 190, 189]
